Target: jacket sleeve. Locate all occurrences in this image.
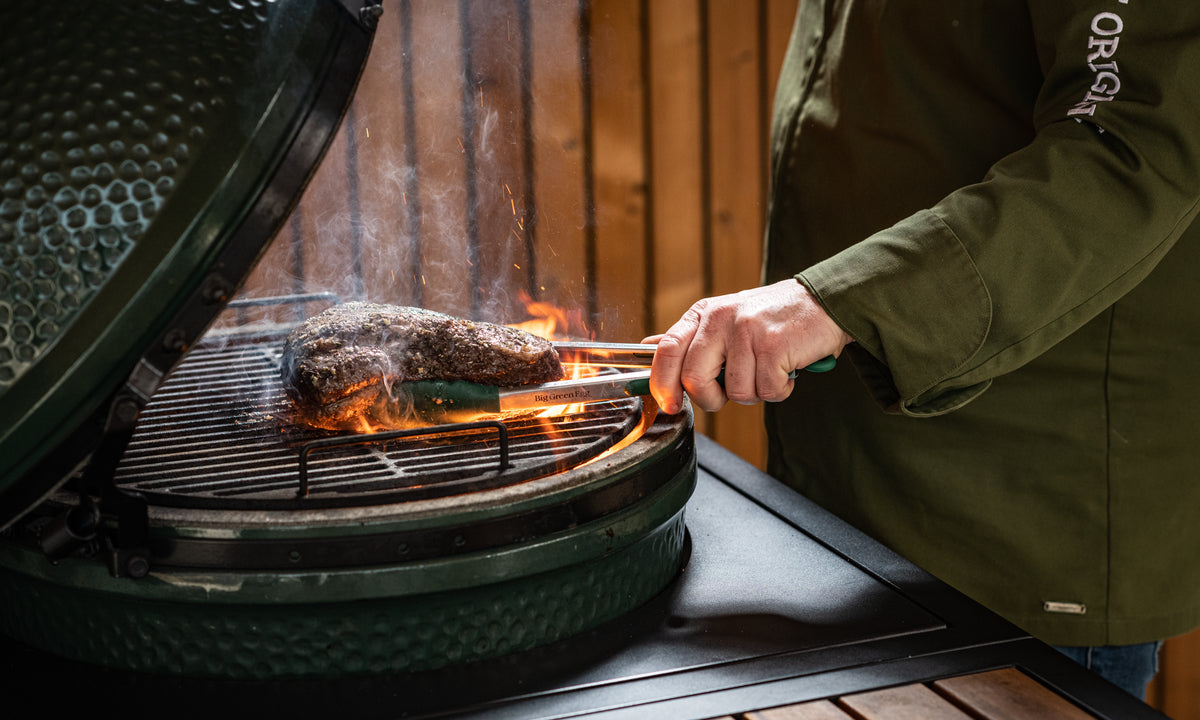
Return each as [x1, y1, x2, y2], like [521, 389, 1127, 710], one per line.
[798, 3, 1200, 417]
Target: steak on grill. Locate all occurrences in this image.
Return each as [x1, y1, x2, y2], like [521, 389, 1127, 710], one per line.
[280, 302, 564, 429]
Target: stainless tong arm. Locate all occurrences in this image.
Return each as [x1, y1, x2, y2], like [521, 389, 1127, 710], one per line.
[552, 341, 657, 367]
[553, 341, 838, 375]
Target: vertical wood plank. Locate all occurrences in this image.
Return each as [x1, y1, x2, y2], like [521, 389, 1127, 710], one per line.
[339, 3, 419, 307]
[394, 0, 427, 308]
[528, 0, 591, 326]
[234, 205, 298, 306]
[588, 0, 649, 342]
[705, 0, 769, 466]
[293, 108, 360, 303]
[647, 0, 704, 334]
[407, 0, 472, 319]
[706, 5, 768, 261]
[646, 0, 709, 436]
[461, 0, 530, 323]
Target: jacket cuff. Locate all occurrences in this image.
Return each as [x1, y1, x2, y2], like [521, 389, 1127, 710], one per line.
[797, 210, 993, 417]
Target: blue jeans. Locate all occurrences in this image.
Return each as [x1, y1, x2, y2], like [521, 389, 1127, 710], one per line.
[1053, 642, 1162, 700]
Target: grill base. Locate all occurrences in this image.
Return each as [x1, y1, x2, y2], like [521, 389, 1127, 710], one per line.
[0, 507, 688, 677]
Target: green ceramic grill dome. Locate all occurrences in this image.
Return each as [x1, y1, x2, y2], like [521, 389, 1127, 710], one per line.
[0, 0, 377, 525]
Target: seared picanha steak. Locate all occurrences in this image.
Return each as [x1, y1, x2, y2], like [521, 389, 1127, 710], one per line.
[281, 302, 564, 429]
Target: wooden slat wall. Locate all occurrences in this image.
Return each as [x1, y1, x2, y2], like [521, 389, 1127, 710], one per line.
[234, 4, 1196, 713]
[238, 0, 800, 462]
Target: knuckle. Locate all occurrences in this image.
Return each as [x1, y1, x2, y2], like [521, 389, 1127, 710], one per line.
[680, 374, 725, 412]
[679, 368, 711, 390]
[656, 333, 687, 355]
[760, 386, 793, 403]
[758, 376, 795, 403]
[726, 390, 758, 405]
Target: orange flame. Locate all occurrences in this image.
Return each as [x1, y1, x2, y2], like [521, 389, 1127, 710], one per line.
[510, 291, 589, 342]
[509, 292, 596, 418]
[508, 292, 652, 466]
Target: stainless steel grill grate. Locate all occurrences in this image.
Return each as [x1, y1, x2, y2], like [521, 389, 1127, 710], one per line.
[113, 329, 641, 510]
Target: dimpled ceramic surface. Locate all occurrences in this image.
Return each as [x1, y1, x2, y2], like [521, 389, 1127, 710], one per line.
[0, 0, 270, 390]
[0, 508, 688, 677]
[0, 0, 370, 510]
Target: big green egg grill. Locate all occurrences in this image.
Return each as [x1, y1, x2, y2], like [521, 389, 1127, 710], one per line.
[0, 0, 696, 678]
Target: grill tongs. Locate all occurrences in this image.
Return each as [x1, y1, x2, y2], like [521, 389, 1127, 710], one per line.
[393, 341, 835, 422]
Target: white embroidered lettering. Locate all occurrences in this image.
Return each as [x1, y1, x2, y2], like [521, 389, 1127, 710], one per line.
[1087, 60, 1119, 73]
[1092, 71, 1121, 95]
[1092, 11, 1123, 36]
[1087, 35, 1120, 63]
[1068, 7, 1128, 118]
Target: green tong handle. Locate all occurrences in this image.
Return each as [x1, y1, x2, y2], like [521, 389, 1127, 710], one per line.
[806, 356, 838, 373]
[629, 355, 836, 396]
[714, 355, 837, 387]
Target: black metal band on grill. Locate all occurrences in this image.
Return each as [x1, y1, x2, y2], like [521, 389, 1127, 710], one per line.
[148, 430, 693, 571]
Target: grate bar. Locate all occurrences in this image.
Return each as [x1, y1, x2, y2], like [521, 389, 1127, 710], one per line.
[297, 421, 509, 497]
[112, 331, 641, 510]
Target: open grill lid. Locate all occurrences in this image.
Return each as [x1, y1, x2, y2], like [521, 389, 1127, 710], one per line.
[0, 0, 380, 529]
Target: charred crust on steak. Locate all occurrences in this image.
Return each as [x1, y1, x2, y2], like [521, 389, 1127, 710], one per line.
[280, 302, 564, 428]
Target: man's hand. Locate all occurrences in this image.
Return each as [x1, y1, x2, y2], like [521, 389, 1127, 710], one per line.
[644, 279, 852, 414]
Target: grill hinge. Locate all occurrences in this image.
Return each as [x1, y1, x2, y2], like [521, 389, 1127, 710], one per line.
[36, 367, 158, 579]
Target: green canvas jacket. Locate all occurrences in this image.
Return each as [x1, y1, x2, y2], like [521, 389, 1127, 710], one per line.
[764, 0, 1200, 646]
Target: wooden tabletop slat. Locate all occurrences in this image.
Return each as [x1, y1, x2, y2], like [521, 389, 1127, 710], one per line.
[933, 667, 1095, 720]
[745, 699, 855, 719]
[728, 667, 1102, 719]
[837, 682, 975, 719]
